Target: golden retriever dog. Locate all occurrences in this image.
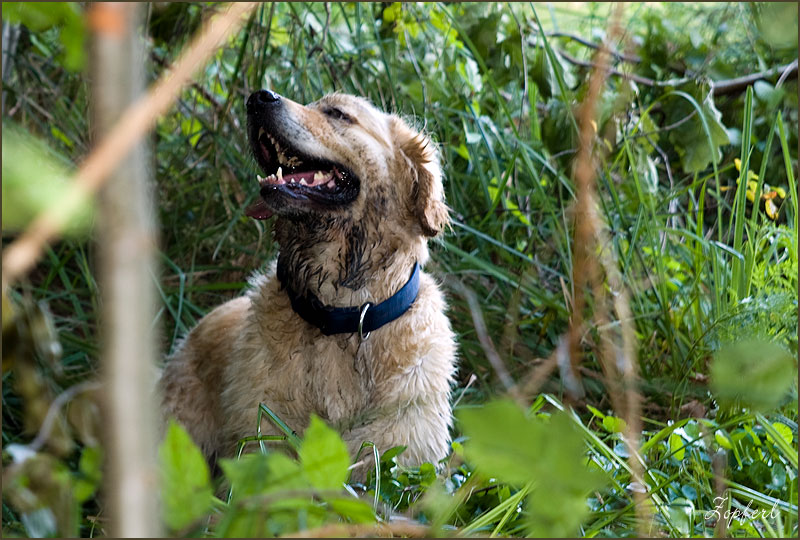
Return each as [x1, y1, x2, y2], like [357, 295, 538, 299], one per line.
[159, 90, 457, 480]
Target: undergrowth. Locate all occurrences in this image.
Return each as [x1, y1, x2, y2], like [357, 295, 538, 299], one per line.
[2, 2, 798, 537]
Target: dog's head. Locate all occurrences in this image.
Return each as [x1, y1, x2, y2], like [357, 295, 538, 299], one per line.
[245, 90, 449, 239]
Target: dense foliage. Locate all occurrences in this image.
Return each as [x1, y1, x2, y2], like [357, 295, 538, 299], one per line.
[3, 2, 798, 537]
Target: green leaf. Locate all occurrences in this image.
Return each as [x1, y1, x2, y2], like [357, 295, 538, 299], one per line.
[667, 497, 694, 536]
[709, 340, 796, 412]
[159, 420, 213, 531]
[748, 460, 771, 488]
[2, 3, 86, 71]
[766, 422, 793, 447]
[602, 415, 627, 434]
[2, 123, 93, 236]
[669, 432, 685, 461]
[327, 497, 376, 523]
[715, 430, 733, 450]
[74, 446, 103, 503]
[458, 400, 606, 537]
[380, 445, 407, 463]
[586, 405, 606, 419]
[299, 415, 350, 491]
[458, 399, 541, 485]
[752, 3, 798, 50]
[667, 87, 730, 174]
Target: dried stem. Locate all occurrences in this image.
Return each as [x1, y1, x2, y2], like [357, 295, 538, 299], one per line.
[1, 2, 259, 289]
[566, 3, 651, 536]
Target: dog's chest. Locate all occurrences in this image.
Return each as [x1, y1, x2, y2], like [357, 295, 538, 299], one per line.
[291, 336, 374, 421]
[234, 329, 376, 427]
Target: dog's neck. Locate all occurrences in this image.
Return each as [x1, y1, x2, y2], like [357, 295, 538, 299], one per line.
[274, 217, 427, 308]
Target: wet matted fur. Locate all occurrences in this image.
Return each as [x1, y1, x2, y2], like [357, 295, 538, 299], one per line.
[159, 91, 457, 479]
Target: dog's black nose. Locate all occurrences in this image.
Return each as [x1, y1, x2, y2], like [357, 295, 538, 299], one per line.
[247, 89, 281, 113]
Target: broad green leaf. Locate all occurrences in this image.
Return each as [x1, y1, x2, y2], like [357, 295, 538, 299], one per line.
[2, 123, 93, 236]
[380, 445, 407, 463]
[748, 460, 771, 488]
[299, 415, 350, 491]
[459, 400, 605, 537]
[766, 422, 793, 446]
[602, 415, 627, 434]
[709, 340, 796, 412]
[2, 3, 86, 71]
[715, 430, 733, 450]
[458, 399, 541, 485]
[669, 432, 685, 461]
[159, 420, 213, 531]
[667, 497, 693, 536]
[220, 452, 305, 500]
[752, 3, 798, 50]
[667, 86, 730, 174]
[586, 404, 606, 419]
[327, 497, 376, 523]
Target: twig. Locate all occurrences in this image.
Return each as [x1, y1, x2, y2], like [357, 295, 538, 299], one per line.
[553, 45, 797, 95]
[1, 2, 259, 289]
[517, 344, 561, 401]
[545, 31, 641, 64]
[150, 50, 224, 112]
[447, 278, 516, 396]
[775, 59, 798, 89]
[27, 381, 102, 454]
[282, 521, 430, 538]
[713, 60, 797, 95]
[556, 48, 693, 88]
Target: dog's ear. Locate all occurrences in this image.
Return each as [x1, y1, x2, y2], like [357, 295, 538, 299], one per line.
[393, 117, 449, 237]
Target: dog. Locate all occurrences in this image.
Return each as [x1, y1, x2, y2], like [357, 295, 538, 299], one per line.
[159, 90, 457, 480]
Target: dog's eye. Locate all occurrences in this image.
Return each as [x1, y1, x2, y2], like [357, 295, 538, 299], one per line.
[322, 106, 352, 123]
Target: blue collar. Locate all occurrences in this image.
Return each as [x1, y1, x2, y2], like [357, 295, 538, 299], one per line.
[276, 262, 420, 337]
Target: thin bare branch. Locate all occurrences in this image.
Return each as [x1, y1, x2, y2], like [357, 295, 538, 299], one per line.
[556, 46, 797, 95]
[447, 278, 516, 395]
[283, 521, 430, 538]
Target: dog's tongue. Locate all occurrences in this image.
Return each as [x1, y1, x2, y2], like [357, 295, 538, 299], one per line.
[245, 199, 273, 220]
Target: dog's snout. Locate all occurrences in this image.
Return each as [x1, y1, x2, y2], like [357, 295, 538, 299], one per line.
[247, 89, 281, 113]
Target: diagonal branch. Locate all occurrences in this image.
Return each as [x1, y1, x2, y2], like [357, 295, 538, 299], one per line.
[1, 2, 259, 289]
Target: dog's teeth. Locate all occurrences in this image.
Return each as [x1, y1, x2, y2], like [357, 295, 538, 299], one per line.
[258, 127, 264, 139]
[257, 174, 266, 186]
[277, 167, 283, 181]
[299, 178, 308, 186]
[327, 180, 336, 189]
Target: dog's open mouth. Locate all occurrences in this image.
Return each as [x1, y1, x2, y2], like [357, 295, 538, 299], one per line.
[246, 127, 360, 219]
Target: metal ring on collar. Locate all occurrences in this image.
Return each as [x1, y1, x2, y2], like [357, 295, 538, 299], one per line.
[358, 302, 372, 341]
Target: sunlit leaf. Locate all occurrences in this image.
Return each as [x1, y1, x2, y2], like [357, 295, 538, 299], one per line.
[299, 415, 350, 491]
[159, 420, 213, 531]
[2, 123, 93, 236]
[669, 432, 685, 461]
[602, 415, 627, 434]
[710, 340, 795, 412]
